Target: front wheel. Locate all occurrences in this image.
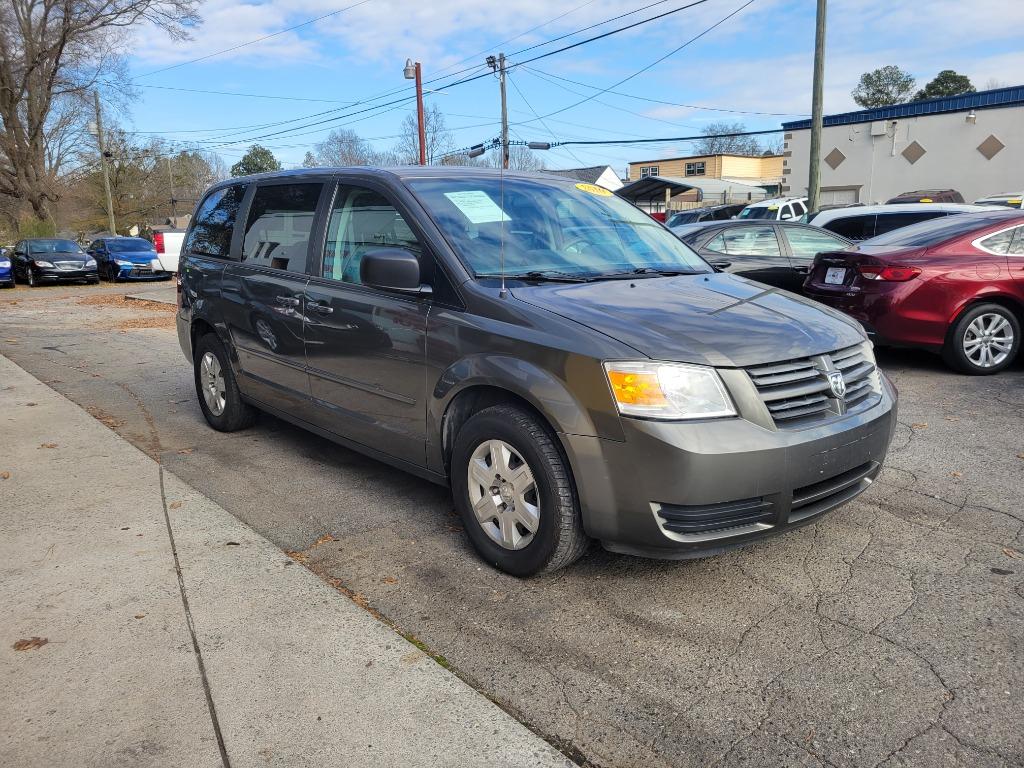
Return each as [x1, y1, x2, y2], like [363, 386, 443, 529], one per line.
[193, 333, 257, 431]
[26, 270, 36, 287]
[451, 404, 588, 576]
[943, 303, 1020, 375]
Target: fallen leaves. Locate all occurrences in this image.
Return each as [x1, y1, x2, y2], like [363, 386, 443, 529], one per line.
[13, 637, 48, 651]
[1017, 453, 1024, 460]
[910, 422, 928, 430]
[168, 501, 181, 510]
[1003, 547, 1022, 560]
[381, 576, 398, 585]
[25, 402, 36, 407]
[950, 471, 962, 479]
[134, 614, 145, 620]
[225, 541, 240, 547]
[4, 338, 17, 343]
[39, 442, 58, 449]
[177, 448, 194, 455]
[311, 533, 337, 548]
[0, 471, 9, 480]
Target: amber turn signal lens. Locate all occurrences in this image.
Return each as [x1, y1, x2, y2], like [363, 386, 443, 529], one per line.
[607, 370, 668, 406]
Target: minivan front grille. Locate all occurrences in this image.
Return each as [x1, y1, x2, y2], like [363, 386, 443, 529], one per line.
[745, 345, 880, 427]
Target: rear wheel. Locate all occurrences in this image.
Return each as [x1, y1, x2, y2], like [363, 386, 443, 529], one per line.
[451, 404, 588, 576]
[193, 333, 257, 431]
[943, 303, 1020, 375]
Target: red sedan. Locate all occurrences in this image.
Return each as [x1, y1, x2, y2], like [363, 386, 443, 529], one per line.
[804, 210, 1024, 374]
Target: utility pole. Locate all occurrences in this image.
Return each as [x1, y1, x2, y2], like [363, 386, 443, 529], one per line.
[93, 91, 117, 234]
[487, 53, 510, 169]
[807, 0, 827, 214]
[403, 59, 427, 165]
[166, 156, 178, 220]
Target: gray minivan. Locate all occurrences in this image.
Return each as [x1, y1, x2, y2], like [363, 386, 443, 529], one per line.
[177, 167, 897, 576]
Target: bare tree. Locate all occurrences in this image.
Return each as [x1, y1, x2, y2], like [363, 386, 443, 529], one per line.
[0, 0, 200, 226]
[694, 122, 764, 156]
[395, 103, 454, 164]
[315, 128, 386, 166]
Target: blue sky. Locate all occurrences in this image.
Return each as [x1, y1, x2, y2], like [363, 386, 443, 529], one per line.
[120, 0, 1024, 175]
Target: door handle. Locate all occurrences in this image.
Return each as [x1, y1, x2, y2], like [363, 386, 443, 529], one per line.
[274, 295, 300, 308]
[306, 300, 333, 315]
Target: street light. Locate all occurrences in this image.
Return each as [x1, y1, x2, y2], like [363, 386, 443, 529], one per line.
[404, 58, 426, 166]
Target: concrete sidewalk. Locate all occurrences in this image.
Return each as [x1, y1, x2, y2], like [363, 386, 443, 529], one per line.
[0, 354, 573, 768]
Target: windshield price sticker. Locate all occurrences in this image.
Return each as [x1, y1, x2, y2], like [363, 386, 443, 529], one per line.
[575, 183, 612, 197]
[444, 191, 511, 224]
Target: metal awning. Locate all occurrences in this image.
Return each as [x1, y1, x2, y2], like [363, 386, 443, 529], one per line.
[616, 176, 769, 205]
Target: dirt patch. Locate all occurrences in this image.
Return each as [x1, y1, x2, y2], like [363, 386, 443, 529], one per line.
[78, 294, 175, 312]
[85, 405, 126, 430]
[115, 315, 176, 330]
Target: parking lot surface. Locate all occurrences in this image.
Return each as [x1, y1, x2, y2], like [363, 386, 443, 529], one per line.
[2, 282, 1022, 767]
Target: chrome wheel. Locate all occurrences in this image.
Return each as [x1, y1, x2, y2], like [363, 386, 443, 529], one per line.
[963, 312, 1014, 368]
[199, 351, 227, 416]
[467, 439, 540, 550]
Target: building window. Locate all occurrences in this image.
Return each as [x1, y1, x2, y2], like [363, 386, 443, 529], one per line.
[639, 165, 659, 178]
[685, 161, 705, 176]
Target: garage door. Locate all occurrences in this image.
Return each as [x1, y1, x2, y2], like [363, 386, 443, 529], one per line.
[820, 188, 858, 205]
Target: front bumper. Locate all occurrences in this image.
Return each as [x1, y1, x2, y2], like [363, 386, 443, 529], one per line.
[33, 267, 97, 282]
[563, 374, 897, 559]
[115, 265, 173, 281]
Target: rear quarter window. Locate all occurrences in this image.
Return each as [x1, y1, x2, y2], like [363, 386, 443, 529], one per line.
[873, 211, 945, 236]
[823, 214, 876, 241]
[185, 184, 247, 259]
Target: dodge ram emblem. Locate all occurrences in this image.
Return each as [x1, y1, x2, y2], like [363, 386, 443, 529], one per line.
[827, 370, 847, 398]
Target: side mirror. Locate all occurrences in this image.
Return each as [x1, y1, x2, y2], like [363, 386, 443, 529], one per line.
[780, 213, 793, 220]
[708, 259, 732, 271]
[360, 248, 430, 294]
[14, 249, 25, 257]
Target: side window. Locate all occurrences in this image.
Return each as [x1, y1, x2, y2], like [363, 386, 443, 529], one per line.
[241, 183, 321, 273]
[185, 184, 246, 259]
[779, 204, 795, 220]
[825, 215, 876, 241]
[715, 226, 782, 257]
[793, 201, 808, 216]
[323, 185, 423, 285]
[785, 227, 851, 262]
[874, 211, 942, 236]
[1009, 226, 1024, 256]
[978, 228, 1015, 255]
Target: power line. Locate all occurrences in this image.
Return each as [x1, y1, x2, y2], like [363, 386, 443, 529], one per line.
[133, 0, 375, 79]
[548, 127, 782, 147]
[506, 72, 587, 166]
[125, 83, 357, 104]
[523, 66, 809, 117]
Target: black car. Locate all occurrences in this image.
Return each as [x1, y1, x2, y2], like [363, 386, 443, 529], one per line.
[11, 238, 99, 286]
[87, 236, 172, 281]
[665, 204, 746, 227]
[671, 220, 852, 293]
[177, 168, 895, 576]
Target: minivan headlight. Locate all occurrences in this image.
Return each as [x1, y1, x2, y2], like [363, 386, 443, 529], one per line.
[603, 361, 736, 420]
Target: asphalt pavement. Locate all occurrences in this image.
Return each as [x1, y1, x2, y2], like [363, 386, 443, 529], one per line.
[1, 282, 1022, 767]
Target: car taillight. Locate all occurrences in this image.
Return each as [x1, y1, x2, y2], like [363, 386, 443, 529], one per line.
[153, 231, 164, 253]
[858, 265, 921, 282]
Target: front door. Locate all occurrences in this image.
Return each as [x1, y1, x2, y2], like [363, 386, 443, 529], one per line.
[222, 180, 325, 414]
[304, 182, 430, 466]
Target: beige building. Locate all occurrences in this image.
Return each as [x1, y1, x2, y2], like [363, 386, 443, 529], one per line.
[627, 153, 783, 189]
[781, 85, 1024, 205]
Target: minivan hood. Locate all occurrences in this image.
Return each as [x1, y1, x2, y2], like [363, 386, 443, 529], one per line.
[511, 273, 865, 368]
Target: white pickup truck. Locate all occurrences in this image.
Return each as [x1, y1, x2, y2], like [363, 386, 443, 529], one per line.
[152, 229, 185, 272]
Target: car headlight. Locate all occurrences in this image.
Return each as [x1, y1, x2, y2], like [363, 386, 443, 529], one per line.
[603, 361, 736, 420]
[0, 259, 10, 268]
[85, 258, 97, 267]
[114, 259, 132, 266]
[33, 260, 55, 268]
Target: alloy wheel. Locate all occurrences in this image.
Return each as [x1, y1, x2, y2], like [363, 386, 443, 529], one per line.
[962, 312, 1014, 368]
[467, 439, 540, 550]
[200, 351, 227, 416]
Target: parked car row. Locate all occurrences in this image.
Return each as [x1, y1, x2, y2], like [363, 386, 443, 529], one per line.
[3, 236, 176, 287]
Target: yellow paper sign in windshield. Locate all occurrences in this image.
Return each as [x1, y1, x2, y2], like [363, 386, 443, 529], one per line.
[575, 182, 612, 197]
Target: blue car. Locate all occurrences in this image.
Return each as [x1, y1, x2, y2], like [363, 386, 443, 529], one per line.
[87, 236, 173, 282]
[0, 247, 12, 287]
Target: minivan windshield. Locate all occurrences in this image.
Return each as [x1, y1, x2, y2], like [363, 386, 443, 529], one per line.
[107, 238, 155, 252]
[29, 239, 83, 254]
[864, 211, 1016, 247]
[408, 177, 711, 279]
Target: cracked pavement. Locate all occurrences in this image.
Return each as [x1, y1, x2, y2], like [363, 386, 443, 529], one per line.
[1, 283, 1022, 767]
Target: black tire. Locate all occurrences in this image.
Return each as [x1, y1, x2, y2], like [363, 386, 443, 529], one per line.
[451, 404, 588, 576]
[942, 303, 1020, 375]
[193, 333, 257, 432]
[26, 270, 36, 287]
[105, 264, 118, 282]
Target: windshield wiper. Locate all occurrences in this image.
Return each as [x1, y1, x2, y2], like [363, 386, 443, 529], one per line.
[477, 270, 594, 283]
[593, 267, 704, 279]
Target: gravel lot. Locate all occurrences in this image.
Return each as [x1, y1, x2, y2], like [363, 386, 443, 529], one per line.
[2, 282, 1022, 768]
